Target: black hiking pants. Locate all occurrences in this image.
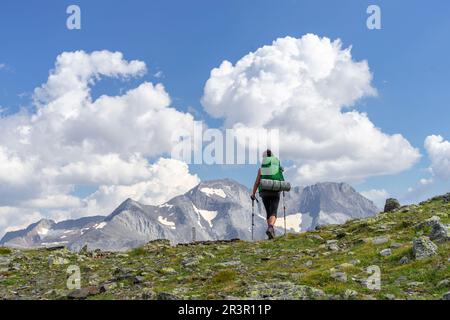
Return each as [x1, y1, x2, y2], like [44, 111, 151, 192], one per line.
[260, 191, 280, 219]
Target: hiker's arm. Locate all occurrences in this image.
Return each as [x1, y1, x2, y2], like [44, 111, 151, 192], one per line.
[251, 168, 261, 198]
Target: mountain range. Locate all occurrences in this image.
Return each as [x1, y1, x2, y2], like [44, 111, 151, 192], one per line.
[0, 179, 379, 251]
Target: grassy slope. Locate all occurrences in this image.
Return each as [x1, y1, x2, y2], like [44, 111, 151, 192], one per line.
[0, 195, 448, 300]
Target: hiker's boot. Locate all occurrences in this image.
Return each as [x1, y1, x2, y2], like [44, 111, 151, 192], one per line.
[266, 226, 275, 240]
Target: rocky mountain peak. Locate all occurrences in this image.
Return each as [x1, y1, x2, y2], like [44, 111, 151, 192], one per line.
[1, 179, 380, 251]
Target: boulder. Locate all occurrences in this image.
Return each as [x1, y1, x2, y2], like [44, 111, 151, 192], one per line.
[429, 223, 449, 242]
[326, 240, 339, 251]
[412, 236, 438, 260]
[384, 198, 400, 213]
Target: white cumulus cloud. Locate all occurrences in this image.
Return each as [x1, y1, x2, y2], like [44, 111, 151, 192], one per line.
[0, 51, 199, 237]
[425, 135, 450, 180]
[77, 158, 200, 217]
[202, 34, 420, 184]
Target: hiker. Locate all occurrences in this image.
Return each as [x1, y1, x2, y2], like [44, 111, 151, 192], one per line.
[251, 149, 285, 239]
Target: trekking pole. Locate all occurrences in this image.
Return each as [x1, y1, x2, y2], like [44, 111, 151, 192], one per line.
[251, 199, 255, 241]
[283, 191, 287, 236]
[251, 197, 259, 241]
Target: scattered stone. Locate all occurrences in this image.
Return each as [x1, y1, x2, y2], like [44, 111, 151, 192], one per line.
[141, 289, 155, 300]
[330, 269, 347, 282]
[326, 240, 339, 251]
[182, 256, 202, 267]
[133, 276, 145, 284]
[100, 282, 117, 292]
[349, 259, 361, 266]
[413, 236, 438, 260]
[372, 236, 390, 245]
[156, 292, 179, 300]
[48, 256, 69, 266]
[408, 281, 424, 287]
[384, 198, 400, 213]
[379, 248, 392, 257]
[304, 260, 313, 267]
[399, 256, 410, 264]
[343, 289, 358, 299]
[113, 267, 135, 280]
[217, 260, 241, 267]
[385, 294, 396, 300]
[437, 279, 449, 289]
[308, 234, 324, 241]
[390, 242, 402, 249]
[67, 286, 100, 299]
[442, 292, 450, 300]
[247, 282, 324, 300]
[395, 276, 407, 285]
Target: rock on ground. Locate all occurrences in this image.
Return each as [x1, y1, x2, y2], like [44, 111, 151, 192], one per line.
[413, 236, 438, 260]
[384, 198, 400, 213]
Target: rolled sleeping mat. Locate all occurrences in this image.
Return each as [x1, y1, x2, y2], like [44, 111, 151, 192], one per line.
[260, 179, 291, 192]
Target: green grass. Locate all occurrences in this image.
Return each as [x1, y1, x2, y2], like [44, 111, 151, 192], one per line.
[211, 269, 237, 284]
[0, 194, 449, 300]
[129, 247, 147, 257]
[0, 247, 12, 255]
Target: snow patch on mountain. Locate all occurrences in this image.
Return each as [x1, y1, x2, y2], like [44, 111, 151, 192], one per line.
[158, 216, 176, 229]
[275, 213, 302, 233]
[192, 204, 218, 228]
[200, 187, 227, 198]
[94, 222, 107, 230]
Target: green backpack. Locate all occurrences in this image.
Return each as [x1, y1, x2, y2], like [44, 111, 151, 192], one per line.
[260, 156, 284, 191]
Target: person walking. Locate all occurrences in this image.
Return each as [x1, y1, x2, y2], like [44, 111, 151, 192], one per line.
[251, 149, 285, 239]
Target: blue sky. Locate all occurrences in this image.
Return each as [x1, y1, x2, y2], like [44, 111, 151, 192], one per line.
[0, 0, 449, 216]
